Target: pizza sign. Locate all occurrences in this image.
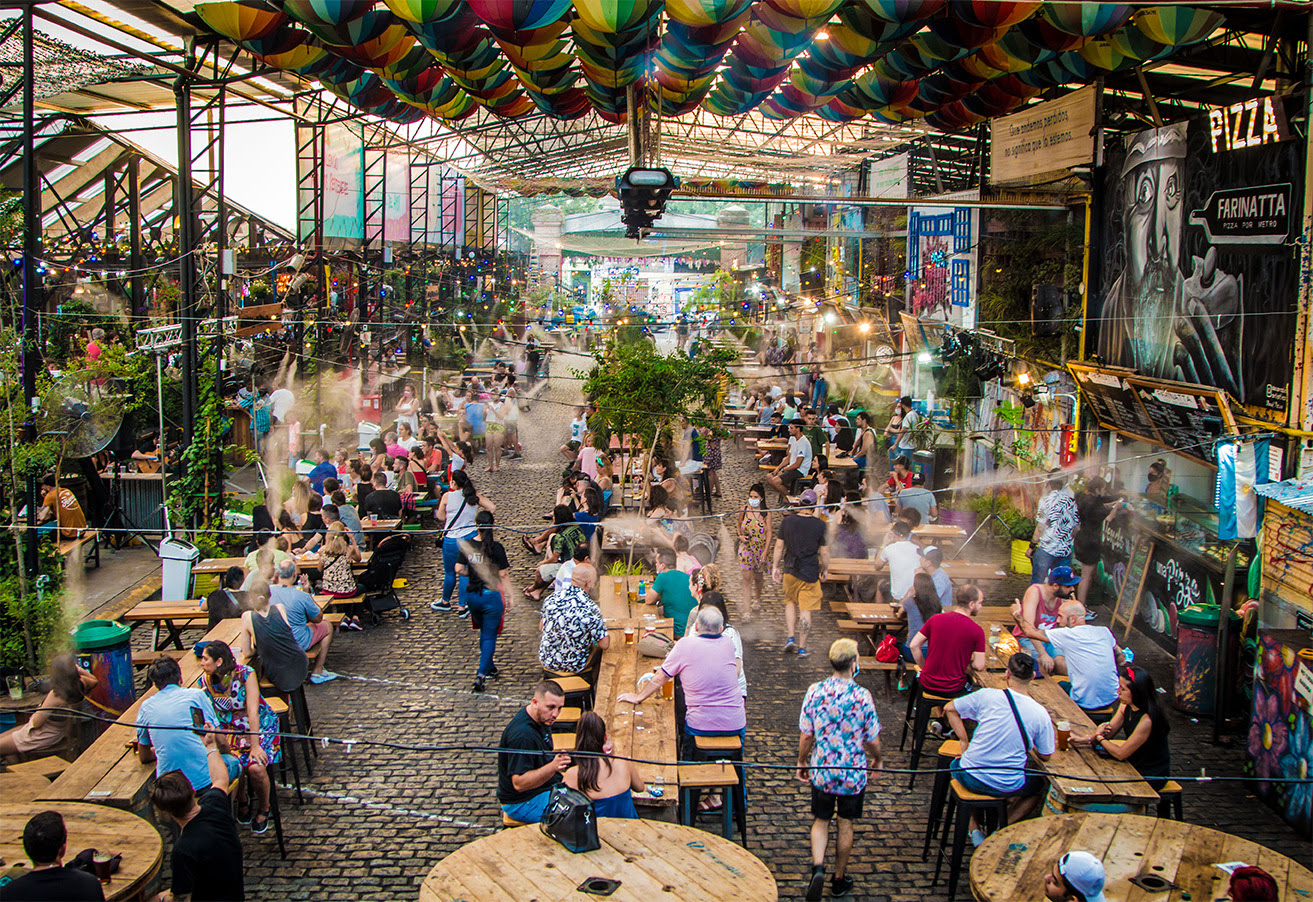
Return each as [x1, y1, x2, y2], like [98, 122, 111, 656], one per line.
[1207, 96, 1291, 153]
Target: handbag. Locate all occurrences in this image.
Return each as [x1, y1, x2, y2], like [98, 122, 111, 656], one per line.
[637, 630, 675, 658]
[540, 784, 600, 853]
[873, 634, 900, 664]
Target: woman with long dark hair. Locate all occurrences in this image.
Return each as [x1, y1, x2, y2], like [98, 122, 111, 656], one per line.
[562, 711, 644, 818]
[455, 510, 511, 692]
[896, 572, 942, 663]
[432, 469, 495, 616]
[1084, 664, 1171, 790]
[0, 653, 96, 758]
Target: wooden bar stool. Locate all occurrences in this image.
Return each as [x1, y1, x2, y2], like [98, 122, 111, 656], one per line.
[226, 763, 286, 859]
[552, 706, 582, 732]
[922, 739, 963, 859]
[678, 763, 739, 841]
[1157, 780, 1183, 820]
[265, 695, 304, 805]
[500, 811, 529, 828]
[261, 680, 316, 779]
[692, 735, 748, 843]
[552, 733, 577, 751]
[932, 779, 1010, 902]
[899, 677, 955, 789]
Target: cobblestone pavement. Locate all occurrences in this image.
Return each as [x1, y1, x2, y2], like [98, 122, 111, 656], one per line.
[202, 377, 1308, 901]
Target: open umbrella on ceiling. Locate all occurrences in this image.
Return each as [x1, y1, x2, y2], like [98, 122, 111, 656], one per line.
[572, 0, 663, 34]
[467, 0, 574, 32]
[1038, 2, 1132, 37]
[666, 0, 753, 27]
[850, 0, 946, 25]
[1133, 5, 1224, 46]
[381, 0, 462, 24]
[951, 0, 1041, 29]
[194, 1, 286, 42]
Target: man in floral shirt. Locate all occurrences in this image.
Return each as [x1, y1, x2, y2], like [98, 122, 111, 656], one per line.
[1030, 469, 1079, 585]
[538, 564, 609, 674]
[797, 638, 883, 901]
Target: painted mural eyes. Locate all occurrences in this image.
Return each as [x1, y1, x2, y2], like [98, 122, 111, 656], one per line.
[1163, 174, 1180, 210]
[1135, 174, 1155, 208]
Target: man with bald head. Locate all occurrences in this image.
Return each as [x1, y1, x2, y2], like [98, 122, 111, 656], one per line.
[1011, 600, 1124, 713]
[538, 559, 609, 675]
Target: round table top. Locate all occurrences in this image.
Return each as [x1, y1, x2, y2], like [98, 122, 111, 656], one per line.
[0, 802, 163, 902]
[969, 813, 1313, 902]
[420, 819, 777, 902]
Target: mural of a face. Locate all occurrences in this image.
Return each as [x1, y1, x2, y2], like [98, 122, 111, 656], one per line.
[1124, 153, 1184, 294]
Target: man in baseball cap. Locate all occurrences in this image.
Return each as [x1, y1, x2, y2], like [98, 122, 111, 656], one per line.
[1047, 564, 1080, 587]
[1045, 850, 1107, 902]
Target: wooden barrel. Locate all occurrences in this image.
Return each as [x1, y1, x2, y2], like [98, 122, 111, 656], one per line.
[1043, 785, 1149, 817]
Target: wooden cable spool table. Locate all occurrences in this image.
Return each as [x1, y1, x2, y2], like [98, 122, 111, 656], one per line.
[0, 801, 163, 901]
[969, 812, 1313, 901]
[419, 820, 777, 902]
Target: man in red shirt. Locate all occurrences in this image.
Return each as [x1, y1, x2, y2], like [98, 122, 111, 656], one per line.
[886, 456, 914, 493]
[909, 584, 987, 697]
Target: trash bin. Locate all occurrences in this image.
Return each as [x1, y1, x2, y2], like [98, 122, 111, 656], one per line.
[159, 537, 200, 601]
[357, 420, 381, 451]
[74, 620, 134, 719]
[1175, 603, 1241, 716]
[911, 450, 935, 488]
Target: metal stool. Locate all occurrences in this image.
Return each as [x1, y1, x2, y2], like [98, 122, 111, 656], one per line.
[899, 677, 955, 788]
[922, 739, 963, 859]
[932, 779, 1010, 902]
[264, 695, 303, 806]
[679, 763, 739, 841]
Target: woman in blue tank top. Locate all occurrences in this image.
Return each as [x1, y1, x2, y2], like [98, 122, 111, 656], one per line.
[562, 712, 645, 818]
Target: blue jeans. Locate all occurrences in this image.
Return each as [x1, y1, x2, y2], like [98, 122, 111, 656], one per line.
[502, 789, 553, 824]
[1030, 548, 1071, 585]
[441, 536, 462, 602]
[950, 756, 1044, 798]
[466, 588, 504, 677]
[854, 455, 867, 470]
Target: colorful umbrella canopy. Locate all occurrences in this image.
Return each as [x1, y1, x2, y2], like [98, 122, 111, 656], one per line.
[194, 1, 287, 43]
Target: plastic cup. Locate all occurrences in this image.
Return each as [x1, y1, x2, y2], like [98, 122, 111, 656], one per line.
[624, 627, 635, 646]
[613, 576, 624, 594]
[627, 589, 638, 605]
[93, 851, 112, 884]
[1056, 720, 1071, 752]
[661, 678, 674, 700]
[6, 677, 20, 701]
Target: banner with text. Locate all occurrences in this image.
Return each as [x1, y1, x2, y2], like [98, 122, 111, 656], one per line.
[990, 86, 1096, 185]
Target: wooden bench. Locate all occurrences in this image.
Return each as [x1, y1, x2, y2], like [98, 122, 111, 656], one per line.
[837, 619, 875, 632]
[0, 771, 52, 802]
[4, 755, 71, 779]
[56, 531, 100, 570]
[131, 649, 188, 669]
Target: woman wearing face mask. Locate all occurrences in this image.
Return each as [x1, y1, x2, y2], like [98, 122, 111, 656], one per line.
[737, 483, 771, 621]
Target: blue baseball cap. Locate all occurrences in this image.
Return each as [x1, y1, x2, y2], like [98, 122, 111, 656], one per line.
[1047, 565, 1080, 586]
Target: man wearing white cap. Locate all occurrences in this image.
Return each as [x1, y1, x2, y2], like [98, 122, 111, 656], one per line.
[1044, 850, 1108, 902]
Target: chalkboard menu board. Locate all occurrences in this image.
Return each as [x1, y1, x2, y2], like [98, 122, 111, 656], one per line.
[1113, 537, 1154, 639]
[1126, 377, 1235, 466]
[1135, 540, 1216, 656]
[1068, 364, 1164, 447]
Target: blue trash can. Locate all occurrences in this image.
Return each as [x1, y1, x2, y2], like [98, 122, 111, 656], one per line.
[74, 620, 134, 719]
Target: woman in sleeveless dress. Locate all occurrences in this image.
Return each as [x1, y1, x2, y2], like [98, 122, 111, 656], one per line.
[562, 712, 644, 819]
[0, 653, 95, 758]
[320, 524, 362, 629]
[737, 483, 772, 619]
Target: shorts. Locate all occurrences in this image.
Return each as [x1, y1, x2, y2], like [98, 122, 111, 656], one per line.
[783, 574, 822, 612]
[811, 785, 864, 820]
[1017, 636, 1058, 660]
[306, 619, 331, 649]
[566, 440, 581, 452]
[223, 753, 242, 783]
[487, 423, 505, 434]
[779, 468, 804, 492]
[950, 756, 1045, 799]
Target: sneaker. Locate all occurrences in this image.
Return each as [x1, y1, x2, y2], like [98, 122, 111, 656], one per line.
[251, 810, 271, 835]
[457, 606, 471, 619]
[235, 802, 252, 826]
[831, 874, 855, 897]
[309, 671, 338, 685]
[430, 600, 452, 612]
[926, 721, 946, 740]
[486, 665, 501, 679]
[1085, 610, 1098, 621]
[805, 865, 825, 902]
[796, 647, 810, 658]
[782, 639, 798, 654]
[969, 828, 986, 848]
[472, 675, 487, 693]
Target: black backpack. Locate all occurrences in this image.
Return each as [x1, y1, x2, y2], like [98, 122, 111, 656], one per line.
[833, 415, 855, 453]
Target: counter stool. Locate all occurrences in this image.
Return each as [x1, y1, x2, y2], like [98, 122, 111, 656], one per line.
[679, 763, 739, 841]
[1081, 703, 1117, 725]
[261, 681, 315, 781]
[552, 733, 577, 752]
[900, 677, 955, 788]
[691, 735, 748, 843]
[553, 706, 582, 731]
[226, 766, 286, 859]
[691, 471, 712, 515]
[922, 739, 963, 859]
[1157, 781, 1183, 820]
[548, 675, 594, 710]
[264, 695, 303, 805]
[932, 779, 1010, 902]
[501, 812, 528, 828]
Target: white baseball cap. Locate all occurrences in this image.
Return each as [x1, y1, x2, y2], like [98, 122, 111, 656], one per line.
[1059, 851, 1107, 902]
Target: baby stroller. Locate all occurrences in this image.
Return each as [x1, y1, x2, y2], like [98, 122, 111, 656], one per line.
[357, 533, 411, 625]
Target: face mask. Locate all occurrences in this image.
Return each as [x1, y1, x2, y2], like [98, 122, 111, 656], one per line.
[747, 497, 761, 508]
[653, 470, 662, 480]
[852, 661, 860, 677]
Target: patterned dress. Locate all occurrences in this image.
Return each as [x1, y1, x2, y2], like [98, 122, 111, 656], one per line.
[200, 663, 282, 767]
[738, 509, 769, 572]
[704, 434, 722, 471]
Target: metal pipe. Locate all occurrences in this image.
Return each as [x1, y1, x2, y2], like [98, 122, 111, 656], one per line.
[671, 191, 1069, 211]
[174, 58, 198, 454]
[21, 2, 40, 583]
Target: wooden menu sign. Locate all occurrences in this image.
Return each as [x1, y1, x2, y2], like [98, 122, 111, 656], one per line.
[1067, 364, 1164, 447]
[1113, 537, 1154, 640]
[1125, 376, 1236, 466]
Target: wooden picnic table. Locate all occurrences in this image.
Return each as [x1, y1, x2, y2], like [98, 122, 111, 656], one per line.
[123, 593, 342, 651]
[40, 618, 244, 810]
[1, 802, 163, 901]
[868, 523, 969, 545]
[362, 517, 401, 531]
[975, 661, 1159, 810]
[723, 408, 759, 420]
[826, 557, 1009, 583]
[970, 813, 1313, 901]
[592, 617, 678, 814]
[846, 602, 1016, 627]
[419, 819, 777, 902]
[597, 574, 652, 620]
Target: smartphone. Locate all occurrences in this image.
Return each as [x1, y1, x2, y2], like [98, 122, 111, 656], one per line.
[191, 707, 205, 735]
[577, 878, 622, 896]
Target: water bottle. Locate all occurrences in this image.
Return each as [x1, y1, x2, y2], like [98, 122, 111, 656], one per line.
[638, 580, 646, 605]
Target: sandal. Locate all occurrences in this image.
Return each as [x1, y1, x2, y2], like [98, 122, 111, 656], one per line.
[251, 809, 271, 835]
[521, 536, 538, 554]
[698, 794, 723, 812]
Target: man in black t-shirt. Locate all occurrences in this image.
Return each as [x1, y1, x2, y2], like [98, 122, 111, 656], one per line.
[772, 490, 830, 658]
[497, 680, 569, 824]
[361, 471, 402, 520]
[149, 733, 244, 902]
[0, 811, 104, 901]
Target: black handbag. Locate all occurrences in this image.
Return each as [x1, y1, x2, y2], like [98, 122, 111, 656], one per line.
[540, 784, 600, 853]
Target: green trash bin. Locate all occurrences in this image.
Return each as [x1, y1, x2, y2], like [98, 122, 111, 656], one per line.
[1174, 604, 1241, 716]
[74, 620, 134, 719]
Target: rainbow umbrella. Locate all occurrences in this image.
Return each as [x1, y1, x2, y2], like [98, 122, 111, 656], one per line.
[1107, 25, 1170, 63]
[572, 0, 662, 33]
[666, 0, 753, 27]
[282, 0, 372, 27]
[261, 40, 332, 75]
[850, 0, 946, 24]
[334, 30, 416, 69]
[754, 3, 830, 33]
[763, 0, 845, 18]
[955, 49, 1010, 80]
[382, 0, 462, 24]
[951, 0, 1041, 29]
[845, 69, 918, 107]
[380, 43, 433, 80]
[467, 0, 573, 32]
[992, 27, 1060, 67]
[1038, 2, 1132, 37]
[195, 1, 286, 42]
[880, 45, 937, 79]
[668, 11, 752, 46]
[816, 96, 867, 121]
[1133, 6, 1224, 46]
[927, 18, 1005, 52]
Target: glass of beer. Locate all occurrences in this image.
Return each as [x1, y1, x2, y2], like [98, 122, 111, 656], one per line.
[93, 851, 112, 884]
[624, 626, 635, 646]
[660, 678, 674, 700]
[1056, 720, 1071, 752]
[628, 588, 638, 606]
[613, 576, 624, 595]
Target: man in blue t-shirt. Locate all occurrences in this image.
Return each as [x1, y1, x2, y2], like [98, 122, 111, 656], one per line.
[135, 658, 240, 792]
[306, 449, 336, 494]
[270, 559, 337, 684]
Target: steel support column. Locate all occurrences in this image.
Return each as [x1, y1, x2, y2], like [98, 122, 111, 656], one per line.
[174, 59, 199, 450]
[128, 156, 145, 322]
[20, 4, 41, 582]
